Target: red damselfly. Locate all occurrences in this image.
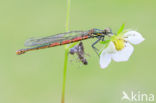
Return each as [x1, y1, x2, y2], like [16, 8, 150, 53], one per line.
[69, 42, 88, 65]
[16, 28, 113, 55]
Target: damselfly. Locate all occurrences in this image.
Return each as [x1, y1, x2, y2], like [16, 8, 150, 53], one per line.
[16, 28, 113, 55]
[69, 42, 88, 65]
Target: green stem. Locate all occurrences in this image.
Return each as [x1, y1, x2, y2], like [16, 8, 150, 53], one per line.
[61, 0, 71, 103]
[65, 0, 71, 32]
[61, 48, 69, 103]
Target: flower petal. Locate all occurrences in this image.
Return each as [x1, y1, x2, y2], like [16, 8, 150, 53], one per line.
[105, 41, 117, 53]
[100, 50, 112, 69]
[112, 43, 134, 62]
[124, 31, 145, 45]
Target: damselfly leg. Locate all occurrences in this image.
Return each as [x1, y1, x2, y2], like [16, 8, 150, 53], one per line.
[91, 27, 112, 56]
[91, 36, 105, 56]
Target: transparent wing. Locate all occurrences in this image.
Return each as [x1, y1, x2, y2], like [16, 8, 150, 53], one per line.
[24, 31, 88, 47]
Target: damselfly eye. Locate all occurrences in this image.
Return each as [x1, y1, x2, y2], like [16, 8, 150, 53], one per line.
[103, 28, 112, 35]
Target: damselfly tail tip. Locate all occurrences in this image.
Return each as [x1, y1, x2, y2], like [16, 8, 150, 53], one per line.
[16, 49, 25, 55]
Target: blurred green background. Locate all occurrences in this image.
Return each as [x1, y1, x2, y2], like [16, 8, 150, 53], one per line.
[0, 0, 156, 103]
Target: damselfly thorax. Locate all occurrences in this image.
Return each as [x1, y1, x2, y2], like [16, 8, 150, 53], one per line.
[16, 28, 113, 55]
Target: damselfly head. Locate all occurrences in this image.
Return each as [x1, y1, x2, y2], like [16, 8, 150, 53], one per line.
[103, 28, 113, 35]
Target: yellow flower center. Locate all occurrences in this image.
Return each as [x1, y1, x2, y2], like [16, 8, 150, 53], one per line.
[113, 38, 125, 51]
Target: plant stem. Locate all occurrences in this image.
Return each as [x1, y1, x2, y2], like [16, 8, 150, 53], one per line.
[65, 0, 71, 32]
[61, 48, 69, 103]
[61, 0, 71, 103]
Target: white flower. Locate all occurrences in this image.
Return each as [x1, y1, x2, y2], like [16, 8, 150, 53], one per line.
[100, 31, 145, 69]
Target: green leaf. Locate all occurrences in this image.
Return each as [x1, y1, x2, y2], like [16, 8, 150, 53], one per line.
[117, 24, 125, 35]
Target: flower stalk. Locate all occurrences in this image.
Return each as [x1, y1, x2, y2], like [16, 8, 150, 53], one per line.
[61, 48, 69, 103]
[61, 0, 71, 103]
